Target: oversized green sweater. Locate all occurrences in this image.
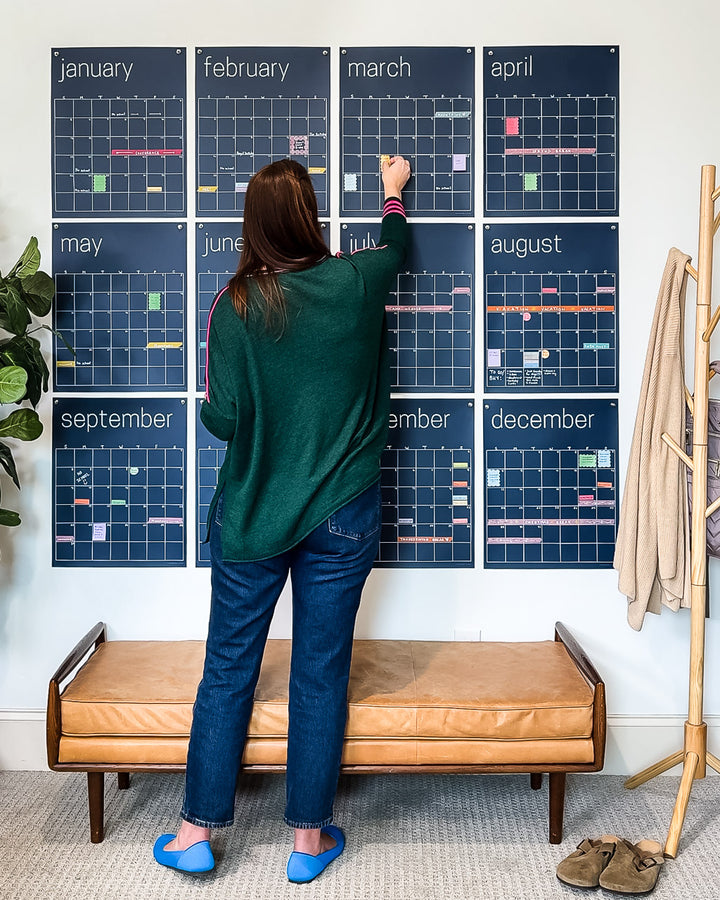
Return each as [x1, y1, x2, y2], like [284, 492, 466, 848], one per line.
[200, 199, 409, 561]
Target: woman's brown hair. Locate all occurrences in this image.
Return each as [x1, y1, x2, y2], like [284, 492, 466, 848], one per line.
[228, 159, 328, 331]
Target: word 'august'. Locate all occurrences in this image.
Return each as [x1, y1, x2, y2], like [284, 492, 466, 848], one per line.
[203, 56, 290, 81]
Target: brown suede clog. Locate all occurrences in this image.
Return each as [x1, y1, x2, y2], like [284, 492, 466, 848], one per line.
[598, 838, 665, 894]
[556, 835, 618, 888]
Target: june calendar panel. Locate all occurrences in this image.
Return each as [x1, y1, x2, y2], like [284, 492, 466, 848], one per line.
[484, 223, 618, 392]
[196, 48, 330, 217]
[484, 46, 618, 216]
[341, 223, 474, 391]
[483, 399, 617, 568]
[53, 398, 187, 567]
[52, 48, 186, 216]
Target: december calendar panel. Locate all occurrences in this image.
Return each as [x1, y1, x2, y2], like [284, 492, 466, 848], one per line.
[196, 399, 225, 567]
[52, 48, 186, 216]
[483, 399, 617, 568]
[196, 47, 330, 216]
[484, 46, 618, 216]
[53, 223, 186, 391]
[53, 398, 187, 566]
[341, 47, 474, 216]
[484, 223, 618, 391]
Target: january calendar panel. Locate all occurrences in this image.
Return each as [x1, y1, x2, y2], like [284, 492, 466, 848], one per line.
[341, 223, 474, 391]
[484, 223, 618, 391]
[484, 46, 618, 216]
[52, 48, 186, 216]
[53, 223, 187, 391]
[53, 398, 187, 566]
[483, 399, 617, 568]
[196, 400, 225, 567]
[380, 399, 474, 567]
[340, 47, 474, 216]
[196, 47, 330, 216]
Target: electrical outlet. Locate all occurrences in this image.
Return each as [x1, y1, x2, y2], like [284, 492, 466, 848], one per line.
[453, 629, 481, 641]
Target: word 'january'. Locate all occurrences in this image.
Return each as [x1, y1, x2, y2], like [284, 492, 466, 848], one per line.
[58, 59, 134, 83]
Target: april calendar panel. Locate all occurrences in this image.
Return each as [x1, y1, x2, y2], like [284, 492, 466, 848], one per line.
[484, 224, 618, 391]
[483, 400, 617, 568]
[53, 224, 186, 391]
[52, 48, 186, 216]
[341, 48, 474, 216]
[484, 46, 618, 216]
[53, 399, 186, 566]
[380, 399, 474, 567]
[196, 400, 225, 567]
[341, 223, 474, 391]
[196, 48, 330, 216]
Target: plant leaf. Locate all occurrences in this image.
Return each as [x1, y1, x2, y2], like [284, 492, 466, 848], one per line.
[0, 365, 28, 403]
[0, 283, 32, 335]
[0, 409, 43, 441]
[0, 336, 43, 406]
[18, 270, 54, 317]
[0, 507, 21, 527]
[0, 440, 20, 490]
[10, 237, 40, 279]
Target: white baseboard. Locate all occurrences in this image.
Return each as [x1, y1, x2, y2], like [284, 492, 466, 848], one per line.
[2, 710, 719, 775]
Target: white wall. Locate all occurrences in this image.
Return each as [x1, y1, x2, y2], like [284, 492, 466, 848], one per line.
[1, 0, 720, 774]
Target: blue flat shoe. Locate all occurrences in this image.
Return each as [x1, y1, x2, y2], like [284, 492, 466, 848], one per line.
[287, 825, 345, 883]
[153, 833, 215, 873]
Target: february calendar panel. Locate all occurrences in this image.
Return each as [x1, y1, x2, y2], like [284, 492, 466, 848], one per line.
[196, 47, 330, 216]
[53, 399, 186, 566]
[380, 399, 474, 567]
[341, 223, 474, 390]
[483, 400, 617, 568]
[53, 223, 186, 391]
[484, 224, 618, 391]
[484, 46, 618, 216]
[52, 48, 186, 216]
[341, 47, 474, 216]
[196, 400, 225, 566]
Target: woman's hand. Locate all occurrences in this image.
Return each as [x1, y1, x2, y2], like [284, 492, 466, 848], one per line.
[382, 156, 411, 199]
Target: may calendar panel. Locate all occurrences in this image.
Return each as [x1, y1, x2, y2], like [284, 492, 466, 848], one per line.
[484, 223, 618, 391]
[341, 223, 474, 391]
[196, 399, 225, 567]
[483, 399, 617, 568]
[484, 46, 618, 216]
[341, 47, 474, 216]
[53, 223, 186, 391]
[53, 398, 186, 567]
[52, 48, 186, 216]
[196, 47, 330, 216]
[380, 399, 474, 567]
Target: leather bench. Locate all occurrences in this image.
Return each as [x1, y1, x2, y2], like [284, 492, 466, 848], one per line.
[47, 622, 605, 844]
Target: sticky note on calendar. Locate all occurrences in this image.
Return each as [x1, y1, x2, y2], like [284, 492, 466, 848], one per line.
[92, 523, 107, 542]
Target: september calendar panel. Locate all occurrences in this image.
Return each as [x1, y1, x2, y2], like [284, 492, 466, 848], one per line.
[484, 46, 618, 215]
[341, 47, 474, 216]
[483, 400, 617, 568]
[341, 223, 474, 391]
[52, 48, 186, 216]
[196, 47, 329, 216]
[380, 399, 474, 567]
[484, 224, 618, 391]
[53, 399, 186, 566]
[53, 224, 186, 391]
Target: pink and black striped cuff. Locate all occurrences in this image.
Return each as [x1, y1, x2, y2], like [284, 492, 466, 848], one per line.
[383, 197, 406, 219]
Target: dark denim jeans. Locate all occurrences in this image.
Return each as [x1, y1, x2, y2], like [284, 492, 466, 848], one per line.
[181, 479, 381, 830]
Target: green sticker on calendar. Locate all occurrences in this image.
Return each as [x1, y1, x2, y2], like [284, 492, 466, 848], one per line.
[523, 173, 538, 192]
[93, 174, 107, 192]
[148, 292, 162, 310]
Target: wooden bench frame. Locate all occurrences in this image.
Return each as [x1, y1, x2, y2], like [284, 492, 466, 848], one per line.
[47, 621, 606, 845]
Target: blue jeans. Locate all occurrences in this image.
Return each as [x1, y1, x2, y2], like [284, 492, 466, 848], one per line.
[181, 479, 381, 830]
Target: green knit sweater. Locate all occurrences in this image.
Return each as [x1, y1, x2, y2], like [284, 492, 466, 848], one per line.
[200, 200, 409, 561]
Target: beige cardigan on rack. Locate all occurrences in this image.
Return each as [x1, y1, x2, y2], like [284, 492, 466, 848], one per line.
[614, 248, 692, 631]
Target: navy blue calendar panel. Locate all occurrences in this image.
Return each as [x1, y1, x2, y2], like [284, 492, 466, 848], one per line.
[484, 224, 618, 391]
[196, 48, 330, 216]
[51, 48, 186, 216]
[196, 400, 225, 566]
[484, 46, 618, 216]
[53, 398, 187, 566]
[340, 47, 474, 216]
[380, 399, 474, 567]
[341, 223, 474, 391]
[483, 399, 617, 568]
[53, 223, 187, 391]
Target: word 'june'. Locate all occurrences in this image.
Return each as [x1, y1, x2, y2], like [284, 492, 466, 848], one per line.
[57, 59, 134, 83]
[201, 234, 243, 257]
[203, 56, 290, 82]
[347, 56, 411, 78]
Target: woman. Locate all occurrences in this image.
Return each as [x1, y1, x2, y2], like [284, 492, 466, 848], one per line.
[154, 155, 411, 883]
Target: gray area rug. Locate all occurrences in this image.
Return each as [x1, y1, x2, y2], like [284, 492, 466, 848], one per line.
[1, 771, 718, 899]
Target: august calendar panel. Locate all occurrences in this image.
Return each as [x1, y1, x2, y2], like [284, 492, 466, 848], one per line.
[52, 48, 186, 216]
[53, 223, 186, 391]
[341, 223, 474, 391]
[483, 400, 617, 568]
[53, 399, 186, 566]
[484, 224, 618, 391]
[196, 48, 330, 216]
[340, 47, 474, 216]
[484, 46, 618, 216]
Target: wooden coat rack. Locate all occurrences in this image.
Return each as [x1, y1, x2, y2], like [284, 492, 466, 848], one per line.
[624, 164, 720, 858]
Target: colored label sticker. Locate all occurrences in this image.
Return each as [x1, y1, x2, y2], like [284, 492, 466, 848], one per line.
[93, 174, 107, 192]
[523, 173, 539, 191]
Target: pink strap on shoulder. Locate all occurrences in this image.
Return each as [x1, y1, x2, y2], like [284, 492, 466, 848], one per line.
[204, 285, 229, 402]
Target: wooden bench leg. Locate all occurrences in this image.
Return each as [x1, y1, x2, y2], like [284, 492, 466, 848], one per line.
[530, 773, 543, 790]
[549, 772, 566, 844]
[118, 772, 130, 790]
[88, 772, 105, 843]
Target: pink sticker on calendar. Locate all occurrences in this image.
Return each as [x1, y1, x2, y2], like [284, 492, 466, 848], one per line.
[505, 117, 520, 135]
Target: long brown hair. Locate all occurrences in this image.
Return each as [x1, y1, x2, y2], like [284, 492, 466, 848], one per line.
[228, 160, 328, 331]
